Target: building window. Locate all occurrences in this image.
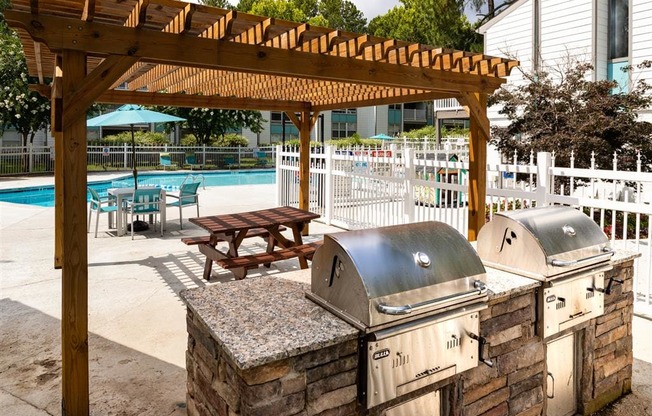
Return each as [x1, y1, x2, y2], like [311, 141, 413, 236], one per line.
[270, 111, 298, 142]
[331, 109, 357, 138]
[608, 0, 628, 60]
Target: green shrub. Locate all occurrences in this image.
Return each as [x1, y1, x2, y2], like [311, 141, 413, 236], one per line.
[95, 131, 171, 145]
[441, 126, 470, 137]
[180, 134, 198, 145]
[213, 133, 249, 147]
[403, 125, 438, 140]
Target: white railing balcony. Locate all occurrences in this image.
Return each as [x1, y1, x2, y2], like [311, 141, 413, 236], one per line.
[434, 98, 463, 111]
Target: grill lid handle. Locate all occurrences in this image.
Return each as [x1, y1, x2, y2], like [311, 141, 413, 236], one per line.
[377, 281, 488, 315]
[550, 247, 615, 267]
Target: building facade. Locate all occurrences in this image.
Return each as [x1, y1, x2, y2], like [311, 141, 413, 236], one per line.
[434, 0, 652, 129]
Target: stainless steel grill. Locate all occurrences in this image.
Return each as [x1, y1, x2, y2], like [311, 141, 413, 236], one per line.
[477, 206, 616, 339]
[307, 222, 491, 410]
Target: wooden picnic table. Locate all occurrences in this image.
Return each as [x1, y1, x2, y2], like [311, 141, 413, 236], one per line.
[188, 206, 321, 280]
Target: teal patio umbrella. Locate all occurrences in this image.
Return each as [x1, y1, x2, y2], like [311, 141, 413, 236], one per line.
[87, 104, 185, 231]
[370, 133, 394, 140]
[87, 104, 185, 189]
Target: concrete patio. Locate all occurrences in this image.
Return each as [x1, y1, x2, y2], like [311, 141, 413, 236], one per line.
[0, 172, 650, 415]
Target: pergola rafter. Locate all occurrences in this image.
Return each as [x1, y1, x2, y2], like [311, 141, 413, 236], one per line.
[5, 1, 518, 415]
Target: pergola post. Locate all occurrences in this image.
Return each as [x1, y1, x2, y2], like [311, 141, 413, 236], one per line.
[61, 49, 90, 416]
[464, 92, 489, 241]
[52, 55, 63, 269]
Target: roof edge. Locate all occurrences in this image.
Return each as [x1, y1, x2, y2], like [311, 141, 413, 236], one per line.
[478, 0, 529, 34]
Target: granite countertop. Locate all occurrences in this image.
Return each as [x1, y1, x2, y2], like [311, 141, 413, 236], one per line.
[181, 249, 637, 371]
[181, 276, 359, 370]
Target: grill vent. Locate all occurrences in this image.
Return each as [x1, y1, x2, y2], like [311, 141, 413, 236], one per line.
[556, 300, 566, 310]
[586, 291, 595, 299]
[447, 338, 460, 349]
[393, 354, 409, 368]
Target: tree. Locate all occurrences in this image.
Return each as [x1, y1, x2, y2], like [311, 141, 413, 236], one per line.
[368, 0, 481, 51]
[250, 0, 307, 21]
[488, 60, 652, 172]
[0, 17, 51, 148]
[318, 0, 366, 32]
[165, 106, 265, 146]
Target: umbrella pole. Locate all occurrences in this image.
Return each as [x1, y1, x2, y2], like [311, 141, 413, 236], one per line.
[129, 124, 148, 232]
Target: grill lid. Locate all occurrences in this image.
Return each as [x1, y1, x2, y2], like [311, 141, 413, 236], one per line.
[477, 206, 613, 280]
[308, 222, 487, 330]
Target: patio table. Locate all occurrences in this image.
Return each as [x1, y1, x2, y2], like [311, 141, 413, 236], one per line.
[108, 187, 166, 237]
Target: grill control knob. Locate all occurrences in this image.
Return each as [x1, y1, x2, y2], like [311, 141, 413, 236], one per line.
[414, 252, 431, 267]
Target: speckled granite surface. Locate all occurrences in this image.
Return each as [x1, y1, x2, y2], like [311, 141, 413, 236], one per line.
[181, 276, 358, 370]
[182, 250, 638, 371]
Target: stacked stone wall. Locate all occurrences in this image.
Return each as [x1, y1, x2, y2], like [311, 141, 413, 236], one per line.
[462, 291, 544, 416]
[184, 260, 634, 416]
[186, 308, 359, 416]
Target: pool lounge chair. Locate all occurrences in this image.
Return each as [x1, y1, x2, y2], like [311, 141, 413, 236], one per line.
[254, 151, 268, 167]
[159, 152, 177, 170]
[223, 155, 238, 169]
[184, 152, 204, 170]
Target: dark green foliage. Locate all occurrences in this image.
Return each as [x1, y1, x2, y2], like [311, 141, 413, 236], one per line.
[489, 60, 652, 172]
[95, 131, 171, 145]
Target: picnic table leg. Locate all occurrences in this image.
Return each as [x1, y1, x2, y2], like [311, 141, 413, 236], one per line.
[202, 257, 213, 281]
[291, 224, 309, 269]
[263, 234, 277, 268]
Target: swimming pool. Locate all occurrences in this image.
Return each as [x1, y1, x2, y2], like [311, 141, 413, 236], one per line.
[0, 170, 276, 207]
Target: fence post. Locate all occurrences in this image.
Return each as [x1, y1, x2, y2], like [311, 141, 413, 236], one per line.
[28, 143, 34, 173]
[275, 145, 282, 206]
[124, 143, 128, 169]
[536, 152, 551, 206]
[403, 148, 415, 223]
[202, 144, 206, 165]
[324, 145, 334, 225]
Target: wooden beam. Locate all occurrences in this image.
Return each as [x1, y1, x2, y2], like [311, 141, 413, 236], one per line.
[313, 91, 451, 112]
[29, 83, 51, 97]
[97, 89, 311, 112]
[284, 111, 301, 129]
[61, 49, 90, 415]
[125, 0, 150, 28]
[457, 92, 490, 142]
[63, 56, 139, 129]
[466, 93, 488, 241]
[34, 42, 44, 83]
[81, 0, 95, 22]
[52, 56, 63, 270]
[298, 110, 311, 234]
[5, 11, 505, 94]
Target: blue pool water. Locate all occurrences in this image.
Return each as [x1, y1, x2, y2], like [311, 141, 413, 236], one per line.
[0, 170, 276, 207]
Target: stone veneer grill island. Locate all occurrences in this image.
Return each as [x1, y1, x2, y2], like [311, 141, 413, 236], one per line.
[181, 251, 638, 416]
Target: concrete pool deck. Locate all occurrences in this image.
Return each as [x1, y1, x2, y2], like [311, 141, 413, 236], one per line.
[1, 172, 650, 415]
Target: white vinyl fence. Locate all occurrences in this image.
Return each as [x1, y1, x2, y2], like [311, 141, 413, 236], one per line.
[0, 144, 276, 175]
[277, 146, 652, 312]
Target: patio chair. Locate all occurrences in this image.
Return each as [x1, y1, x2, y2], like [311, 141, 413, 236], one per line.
[87, 187, 118, 238]
[223, 155, 238, 169]
[159, 152, 177, 170]
[254, 151, 268, 167]
[184, 152, 203, 170]
[123, 187, 164, 239]
[166, 181, 201, 229]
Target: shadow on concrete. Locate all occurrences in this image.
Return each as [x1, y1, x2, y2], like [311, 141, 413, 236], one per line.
[0, 298, 187, 415]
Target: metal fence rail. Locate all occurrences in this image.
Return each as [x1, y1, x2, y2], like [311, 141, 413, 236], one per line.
[0, 144, 276, 175]
[277, 146, 652, 313]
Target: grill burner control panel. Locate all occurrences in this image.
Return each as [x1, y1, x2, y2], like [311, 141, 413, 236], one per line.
[539, 272, 605, 339]
[364, 307, 481, 408]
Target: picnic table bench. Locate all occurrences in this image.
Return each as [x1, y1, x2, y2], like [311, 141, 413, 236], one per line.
[187, 207, 321, 280]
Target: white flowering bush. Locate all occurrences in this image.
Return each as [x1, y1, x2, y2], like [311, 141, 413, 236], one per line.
[0, 20, 51, 145]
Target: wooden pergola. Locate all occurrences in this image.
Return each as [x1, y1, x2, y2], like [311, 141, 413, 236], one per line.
[5, 0, 518, 414]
